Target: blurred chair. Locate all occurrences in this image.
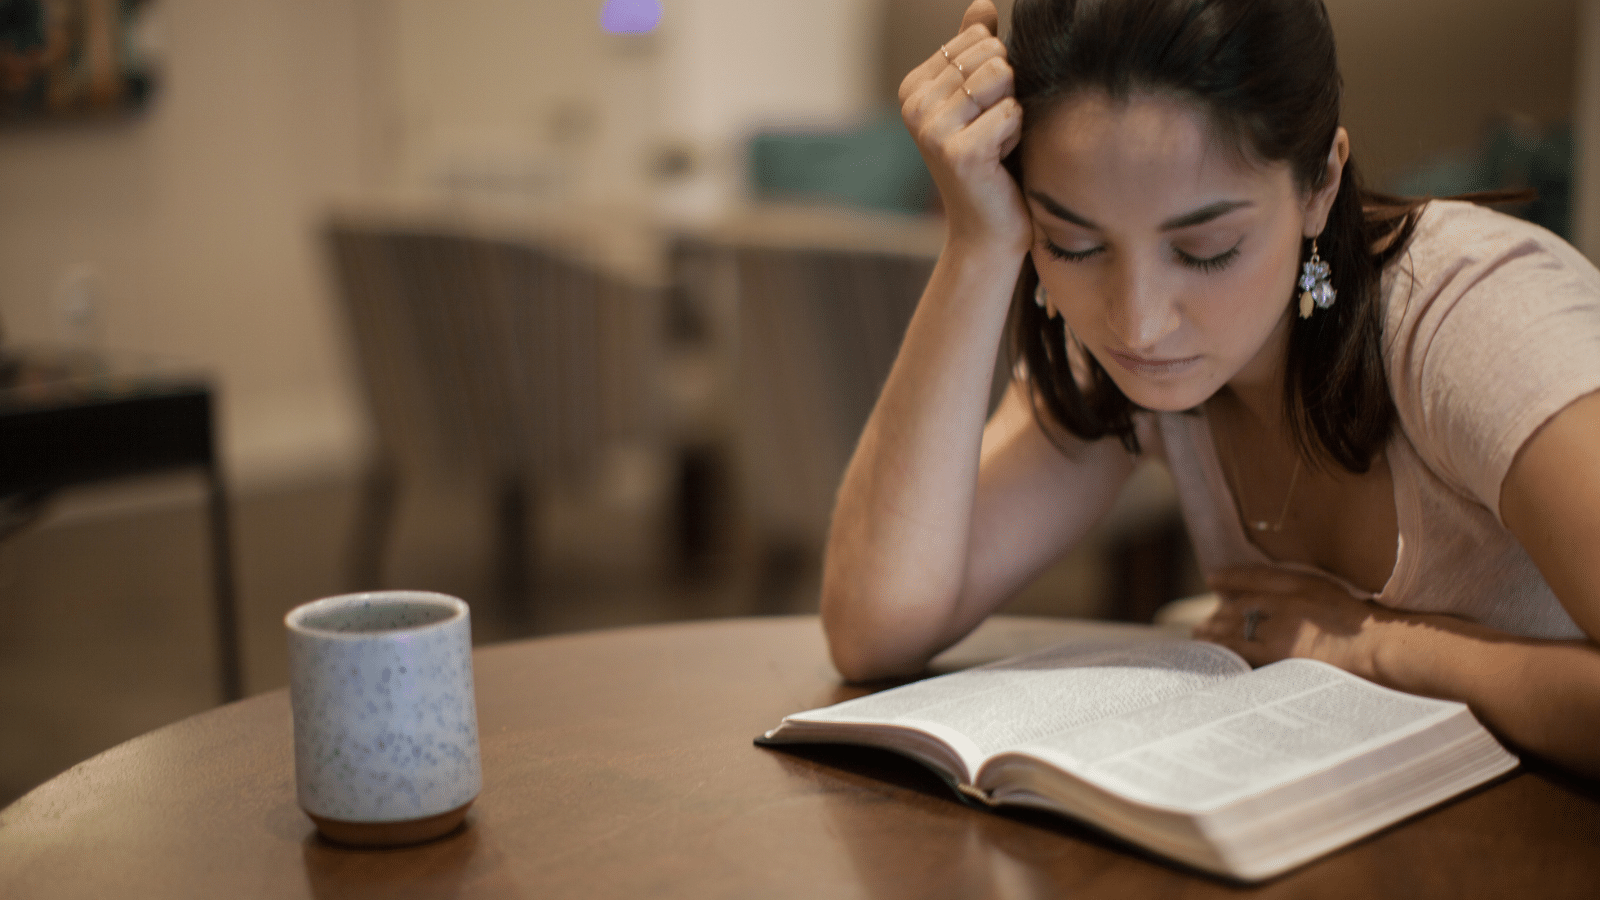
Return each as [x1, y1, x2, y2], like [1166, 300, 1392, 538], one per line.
[326, 219, 663, 605]
[731, 244, 937, 563]
[670, 212, 948, 608]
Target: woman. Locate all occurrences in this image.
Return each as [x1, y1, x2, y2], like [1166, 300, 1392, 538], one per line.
[821, 0, 1600, 779]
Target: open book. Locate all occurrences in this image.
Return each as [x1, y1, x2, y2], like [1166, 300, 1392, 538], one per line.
[758, 637, 1516, 881]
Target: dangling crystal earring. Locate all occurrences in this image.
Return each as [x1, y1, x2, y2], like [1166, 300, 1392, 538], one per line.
[1035, 282, 1049, 310]
[1298, 239, 1335, 319]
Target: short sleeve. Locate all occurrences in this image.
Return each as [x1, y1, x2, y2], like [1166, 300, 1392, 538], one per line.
[1385, 202, 1600, 521]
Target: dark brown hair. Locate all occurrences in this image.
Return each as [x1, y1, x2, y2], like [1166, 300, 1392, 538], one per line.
[1003, 0, 1423, 473]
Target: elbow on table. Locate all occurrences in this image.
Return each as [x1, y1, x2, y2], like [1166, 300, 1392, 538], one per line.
[821, 585, 938, 683]
[826, 632, 905, 683]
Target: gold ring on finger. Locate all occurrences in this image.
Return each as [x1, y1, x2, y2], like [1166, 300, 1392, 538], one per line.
[940, 44, 966, 76]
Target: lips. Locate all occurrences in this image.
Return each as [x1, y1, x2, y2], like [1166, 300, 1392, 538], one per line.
[1104, 348, 1201, 377]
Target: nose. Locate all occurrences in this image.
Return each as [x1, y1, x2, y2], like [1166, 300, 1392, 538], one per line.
[1104, 256, 1180, 351]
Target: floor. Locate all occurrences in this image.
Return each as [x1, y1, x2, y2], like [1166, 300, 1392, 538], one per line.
[0, 466, 1123, 808]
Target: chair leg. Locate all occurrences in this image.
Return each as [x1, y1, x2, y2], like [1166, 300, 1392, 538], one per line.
[753, 535, 817, 616]
[494, 477, 534, 612]
[673, 442, 727, 583]
[205, 466, 243, 703]
[348, 460, 399, 592]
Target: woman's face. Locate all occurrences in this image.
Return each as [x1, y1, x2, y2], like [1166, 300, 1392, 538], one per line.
[1021, 90, 1336, 412]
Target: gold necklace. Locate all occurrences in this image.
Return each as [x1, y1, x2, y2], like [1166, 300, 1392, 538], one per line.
[1216, 422, 1303, 534]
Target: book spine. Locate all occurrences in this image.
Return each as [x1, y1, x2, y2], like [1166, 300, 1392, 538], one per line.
[956, 783, 997, 807]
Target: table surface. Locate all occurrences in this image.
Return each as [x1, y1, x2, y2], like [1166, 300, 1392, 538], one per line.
[0, 347, 208, 406]
[3, 615, 1599, 899]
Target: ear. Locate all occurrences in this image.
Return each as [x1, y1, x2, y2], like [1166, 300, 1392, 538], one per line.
[1301, 128, 1349, 238]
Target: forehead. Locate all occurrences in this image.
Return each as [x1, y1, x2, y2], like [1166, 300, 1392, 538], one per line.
[1021, 90, 1294, 210]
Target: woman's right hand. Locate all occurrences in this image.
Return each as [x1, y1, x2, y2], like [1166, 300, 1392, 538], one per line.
[900, 0, 1029, 257]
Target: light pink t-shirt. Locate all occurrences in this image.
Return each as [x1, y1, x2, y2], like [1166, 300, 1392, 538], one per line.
[1140, 201, 1600, 640]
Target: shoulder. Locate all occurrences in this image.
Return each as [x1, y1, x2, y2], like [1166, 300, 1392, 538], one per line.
[1381, 200, 1600, 516]
[1381, 199, 1600, 355]
[1385, 200, 1599, 300]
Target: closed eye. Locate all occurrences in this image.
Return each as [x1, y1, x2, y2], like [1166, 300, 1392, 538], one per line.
[1175, 242, 1242, 273]
[1042, 240, 1104, 263]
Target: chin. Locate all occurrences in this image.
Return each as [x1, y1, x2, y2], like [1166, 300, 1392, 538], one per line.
[1102, 370, 1220, 414]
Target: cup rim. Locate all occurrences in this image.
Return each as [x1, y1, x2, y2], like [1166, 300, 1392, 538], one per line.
[285, 590, 468, 638]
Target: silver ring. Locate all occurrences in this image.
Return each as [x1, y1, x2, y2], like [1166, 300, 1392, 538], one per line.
[1242, 609, 1263, 642]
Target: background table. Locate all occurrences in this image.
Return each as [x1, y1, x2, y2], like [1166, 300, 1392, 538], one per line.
[3, 616, 1598, 899]
[0, 347, 239, 701]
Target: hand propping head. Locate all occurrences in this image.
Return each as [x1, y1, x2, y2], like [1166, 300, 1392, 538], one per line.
[899, 0, 1029, 254]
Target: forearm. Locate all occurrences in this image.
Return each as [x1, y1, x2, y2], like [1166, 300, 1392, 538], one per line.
[822, 240, 1024, 680]
[1369, 614, 1600, 779]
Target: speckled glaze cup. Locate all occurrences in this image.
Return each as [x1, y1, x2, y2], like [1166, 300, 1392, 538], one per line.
[285, 591, 481, 847]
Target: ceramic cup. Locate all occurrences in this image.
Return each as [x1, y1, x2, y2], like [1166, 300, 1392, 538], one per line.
[285, 590, 481, 846]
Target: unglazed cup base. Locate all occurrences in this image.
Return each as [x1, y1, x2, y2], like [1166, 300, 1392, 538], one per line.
[308, 799, 474, 848]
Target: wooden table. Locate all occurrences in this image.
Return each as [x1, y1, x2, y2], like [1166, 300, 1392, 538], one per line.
[3, 616, 1598, 898]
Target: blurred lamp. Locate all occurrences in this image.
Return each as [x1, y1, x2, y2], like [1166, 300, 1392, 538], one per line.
[601, 0, 663, 34]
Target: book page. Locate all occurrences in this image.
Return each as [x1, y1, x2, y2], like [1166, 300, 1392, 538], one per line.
[1003, 658, 1468, 811]
[786, 639, 1248, 774]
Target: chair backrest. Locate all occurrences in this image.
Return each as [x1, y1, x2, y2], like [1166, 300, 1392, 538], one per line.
[727, 243, 937, 547]
[326, 221, 662, 486]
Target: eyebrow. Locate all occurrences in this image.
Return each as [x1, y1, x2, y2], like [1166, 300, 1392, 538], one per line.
[1026, 191, 1254, 231]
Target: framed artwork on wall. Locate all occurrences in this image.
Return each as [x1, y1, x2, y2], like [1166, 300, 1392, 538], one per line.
[0, 0, 158, 122]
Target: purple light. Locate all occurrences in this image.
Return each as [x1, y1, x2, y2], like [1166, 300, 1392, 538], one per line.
[601, 0, 663, 34]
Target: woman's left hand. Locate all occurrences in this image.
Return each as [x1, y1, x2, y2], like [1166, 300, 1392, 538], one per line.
[1194, 566, 1401, 679]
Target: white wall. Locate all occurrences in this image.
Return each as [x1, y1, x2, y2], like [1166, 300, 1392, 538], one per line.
[389, 0, 879, 218]
[389, 0, 629, 206]
[655, 0, 877, 216]
[0, 0, 385, 488]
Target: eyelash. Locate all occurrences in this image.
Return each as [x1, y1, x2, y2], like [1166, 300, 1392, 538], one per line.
[1176, 245, 1242, 273]
[1041, 241, 1242, 273]
[1042, 242, 1102, 263]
